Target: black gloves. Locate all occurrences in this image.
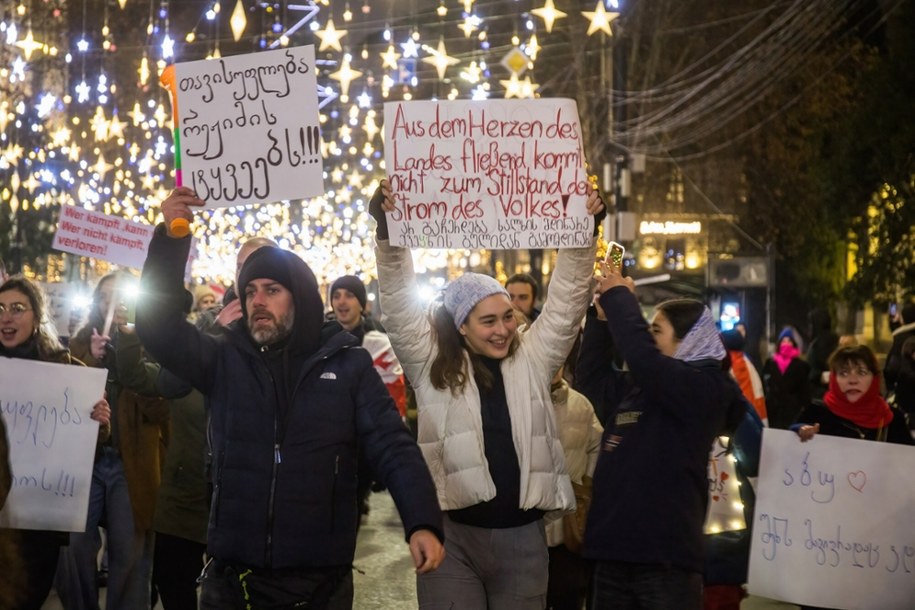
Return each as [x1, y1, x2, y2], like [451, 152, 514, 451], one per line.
[368, 184, 389, 241]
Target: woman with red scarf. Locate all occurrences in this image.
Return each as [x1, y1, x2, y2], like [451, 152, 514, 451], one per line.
[795, 345, 912, 445]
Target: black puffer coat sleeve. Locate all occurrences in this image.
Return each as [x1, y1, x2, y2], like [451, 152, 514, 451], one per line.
[136, 224, 219, 395]
[350, 346, 443, 542]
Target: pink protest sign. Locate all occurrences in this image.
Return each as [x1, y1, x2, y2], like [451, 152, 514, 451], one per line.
[52, 206, 154, 269]
[382, 99, 593, 250]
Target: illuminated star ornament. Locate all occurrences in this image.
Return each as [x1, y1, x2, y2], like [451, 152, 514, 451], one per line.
[422, 38, 460, 80]
[15, 30, 45, 60]
[581, 0, 620, 36]
[582, 1, 620, 36]
[532, 0, 567, 33]
[380, 44, 400, 70]
[314, 17, 347, 52]
[329, 54, 363, 101]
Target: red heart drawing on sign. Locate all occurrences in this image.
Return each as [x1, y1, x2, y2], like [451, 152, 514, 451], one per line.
[847, 471, 866, 492]
[721, 472, 729, 481]
[712, 495, 720, 501]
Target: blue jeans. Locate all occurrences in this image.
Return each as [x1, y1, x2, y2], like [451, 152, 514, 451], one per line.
[56, 448, 154, 610]
[590, 560, 703, 610]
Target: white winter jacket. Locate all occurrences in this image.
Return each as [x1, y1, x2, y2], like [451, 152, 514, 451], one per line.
[545, 380, 603, 547]
[376, 240, 596, 515]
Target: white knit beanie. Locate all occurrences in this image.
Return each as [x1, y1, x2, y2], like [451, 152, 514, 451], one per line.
[442, 273, 510, 329]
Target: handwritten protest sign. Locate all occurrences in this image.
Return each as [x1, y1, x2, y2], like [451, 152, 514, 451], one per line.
[748, 429, 915, 609]
[0, 359, 106, 531]
[172, 45, 324, 208]
[704, 436, 746, 534]
[53, 206, 153, 269]
[382, 99, 593, 250]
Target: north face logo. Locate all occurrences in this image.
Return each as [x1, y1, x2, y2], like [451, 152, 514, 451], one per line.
[320, 372, 337, 380]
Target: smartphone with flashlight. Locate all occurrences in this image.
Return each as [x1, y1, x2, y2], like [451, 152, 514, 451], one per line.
[605, 241, 625, 271]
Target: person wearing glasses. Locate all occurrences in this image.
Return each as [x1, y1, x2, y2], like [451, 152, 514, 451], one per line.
[0, 277, 111, 610]
[794, 345, 912, 445]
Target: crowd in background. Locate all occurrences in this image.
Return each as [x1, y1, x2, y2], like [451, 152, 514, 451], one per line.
[1, 202, 914, 610]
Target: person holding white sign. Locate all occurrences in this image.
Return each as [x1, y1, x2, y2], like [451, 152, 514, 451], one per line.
[137, 186, 444, 609]
[370, 180, 604, 609]
[579, 262, 744, 610]
[0, 277, 111, 610]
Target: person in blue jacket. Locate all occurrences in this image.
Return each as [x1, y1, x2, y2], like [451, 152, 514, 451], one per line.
[137, 186, 444, 609]
[578, 260, 743, 610]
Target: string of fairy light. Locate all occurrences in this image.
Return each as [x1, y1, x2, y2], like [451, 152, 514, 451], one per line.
[0, 0, 621, 288]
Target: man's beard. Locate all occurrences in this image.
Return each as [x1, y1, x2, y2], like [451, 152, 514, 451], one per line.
[250, 309, 294, 346]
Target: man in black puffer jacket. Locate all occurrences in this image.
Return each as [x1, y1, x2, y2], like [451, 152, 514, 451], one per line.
[137, 187, 444, 609]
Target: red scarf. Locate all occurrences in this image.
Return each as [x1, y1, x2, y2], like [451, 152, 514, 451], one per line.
[823, 372, 894, 429]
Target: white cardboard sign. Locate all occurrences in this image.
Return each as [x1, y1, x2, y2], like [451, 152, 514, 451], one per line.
[0, 359, 107, 532]
[174, 45, 324, 208]
[53, 205, 154, 269]
[382, 99, 593, 250]
[748, 428, 915, 609]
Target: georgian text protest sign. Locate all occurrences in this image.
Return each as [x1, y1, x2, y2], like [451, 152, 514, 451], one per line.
[52, 205, 154, 269]
[747, 429, 915, 609]
[0, 360, 106, 531]
[382, 99, 592, 250]
[172, 45, 324, 208]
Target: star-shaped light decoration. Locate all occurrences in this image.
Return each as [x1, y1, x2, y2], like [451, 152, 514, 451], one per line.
[526, 34, 541, 60]
[230, 0, 247, 42]
[363, 113, 380, 141]
[380, 44, 400, 70]
[51, 126, 72, 147]
[500, 73, 537, 99]
[15, 30, 44, 60]
[582, 2, 620, 36]
[463, 0, 474, 13]
[108, 113, 127, 140]
[532, 0, 567, 33]
[460, 60, 482, 84]
[347, 170, 364, 188]
[422, 38, 460, 80]
[127, 102, 145, 126]
[458, 15, 479, 38]
[90, 107, 111, 141]
[356, 90, 372, 109]
[400, 37, 419, 59]
[75, 80, 91, 103]
[315, 17, 347, 52]
[329, 54, 363, 102]
[92, 153, 115, 181]
[22, 173, 40, 194]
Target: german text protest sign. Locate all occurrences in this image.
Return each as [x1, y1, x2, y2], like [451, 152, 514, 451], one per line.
[53, 206, 153, 269]
[382, 99, 593, 250]
[172, 45, 324, 208]
[0, 360, 106, 532]
[748, 429, 915, 609]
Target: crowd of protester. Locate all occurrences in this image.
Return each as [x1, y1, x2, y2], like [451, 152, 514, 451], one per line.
[1, 183, 913, 610]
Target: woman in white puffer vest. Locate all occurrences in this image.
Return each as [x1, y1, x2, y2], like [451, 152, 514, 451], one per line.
[370, 179, 604, 610]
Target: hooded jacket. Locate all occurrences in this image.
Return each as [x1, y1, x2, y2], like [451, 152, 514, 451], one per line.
[137, 226, 442, 569]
